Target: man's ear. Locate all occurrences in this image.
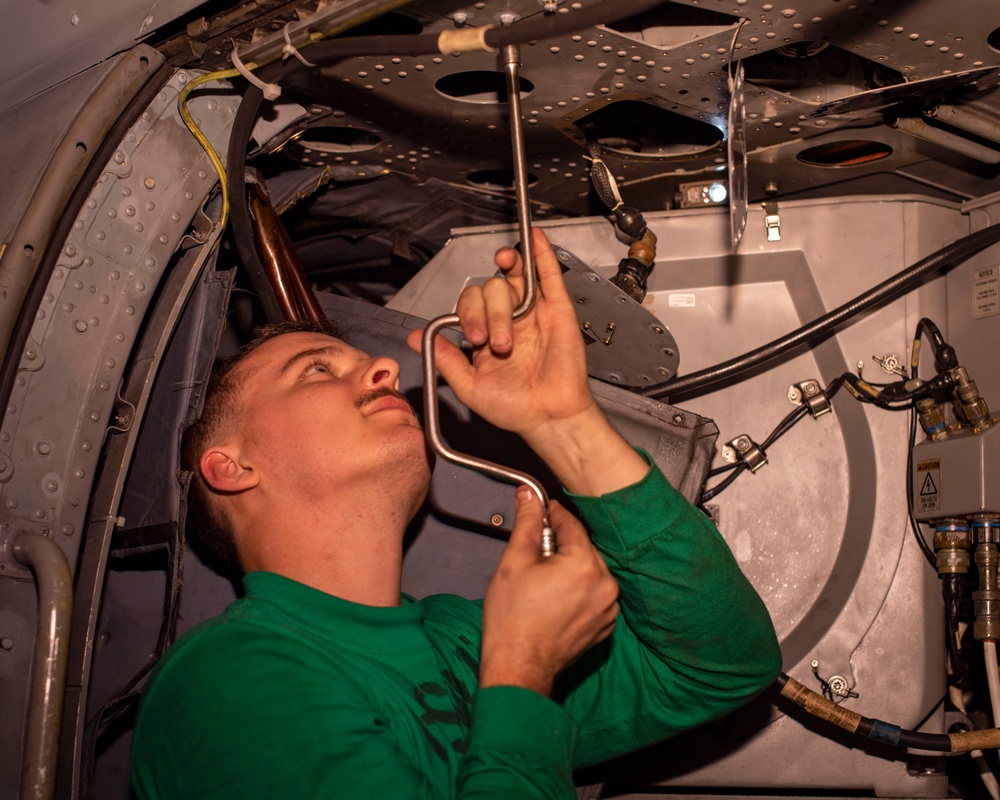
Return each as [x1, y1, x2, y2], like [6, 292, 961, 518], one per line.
[200, 447, 259, 493]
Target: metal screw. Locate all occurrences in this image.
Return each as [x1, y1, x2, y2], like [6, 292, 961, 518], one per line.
[490, 514, 504, 526]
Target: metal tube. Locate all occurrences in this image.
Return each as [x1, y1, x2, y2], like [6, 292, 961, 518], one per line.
[892, 116, 1000, 164]
[926, 104, 1000, 146]
[12, 533, 74, 800]
[420, 43, 555, 557]
[500, 43, 537, 319]
[247, 178, 325, 323]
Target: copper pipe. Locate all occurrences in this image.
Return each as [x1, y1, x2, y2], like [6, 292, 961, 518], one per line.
[247, 179, 325, 322]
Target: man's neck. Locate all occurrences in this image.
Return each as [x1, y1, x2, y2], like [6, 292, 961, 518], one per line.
[235, 482, 418, 607]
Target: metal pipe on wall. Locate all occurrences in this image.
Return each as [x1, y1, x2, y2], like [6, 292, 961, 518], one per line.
[12, 533, 73, 800]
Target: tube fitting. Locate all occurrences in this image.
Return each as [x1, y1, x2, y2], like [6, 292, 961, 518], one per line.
[934, 519, 970, 576]
[973, 517, 1000, 641]
[950, 366, 992, 430]
[916, 397, 949, 439]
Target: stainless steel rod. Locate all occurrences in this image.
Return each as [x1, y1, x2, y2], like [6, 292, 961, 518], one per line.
[421, 43, 555, 557]
[13, 533, 74, 800]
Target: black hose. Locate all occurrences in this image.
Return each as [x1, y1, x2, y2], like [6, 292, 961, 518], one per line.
[258, 0, 667, 80]
[225, 84, 286, 323]
[699, 377, 842, 503]
[777, 672, 954, 752]
[641, 222, 1000, 401]
[482, 0, 666, 50]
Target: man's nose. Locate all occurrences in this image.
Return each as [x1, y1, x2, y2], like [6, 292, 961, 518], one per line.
[363, 357, 401, 389]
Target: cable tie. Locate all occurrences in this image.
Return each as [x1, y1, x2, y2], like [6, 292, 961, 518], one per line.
[231, 44, 281, 101]
[281, 23, 316, 66]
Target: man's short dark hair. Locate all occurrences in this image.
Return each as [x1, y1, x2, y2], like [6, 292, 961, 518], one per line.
[181, 318, 341, 568]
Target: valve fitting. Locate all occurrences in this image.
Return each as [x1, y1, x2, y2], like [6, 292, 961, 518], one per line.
[972, 516, 1000, 641]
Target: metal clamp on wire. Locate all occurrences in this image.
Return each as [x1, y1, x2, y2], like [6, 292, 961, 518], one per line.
[788, 379, 831, 418]
[420, 43, 556, 558]
[721, 434, 768, 473]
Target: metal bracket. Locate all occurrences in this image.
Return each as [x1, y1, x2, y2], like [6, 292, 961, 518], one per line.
[108, 389, 137, 436]
[721, 434, 768, 473]
[763, 201, 781, 241]
[811, 659, 858, 701]
[873, 353, 906, 376]
[788, 378, 831, 417]
[582, 320, 616, 345]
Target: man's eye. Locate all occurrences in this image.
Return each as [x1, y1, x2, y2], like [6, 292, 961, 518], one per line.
[304, 360, 331, 375]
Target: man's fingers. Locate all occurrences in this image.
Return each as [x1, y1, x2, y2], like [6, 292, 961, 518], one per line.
[504, 486, 546, 565]
[547, 500, 591, 549]
[405, 327, 477, 398]
[455, 285, 488, 347]
[530, 228, 570, 305]
[482, 277, 515, 353]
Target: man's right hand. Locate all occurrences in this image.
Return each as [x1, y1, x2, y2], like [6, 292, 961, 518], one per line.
[478, 488, 620, 697]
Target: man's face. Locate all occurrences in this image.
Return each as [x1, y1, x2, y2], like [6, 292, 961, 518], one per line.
[228, 331, 430, 508]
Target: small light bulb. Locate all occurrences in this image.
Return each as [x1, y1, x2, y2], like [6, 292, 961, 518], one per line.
[708, 182, 728, 203]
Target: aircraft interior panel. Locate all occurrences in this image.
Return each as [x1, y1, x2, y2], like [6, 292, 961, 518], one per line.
[3, 1, 1000, 798]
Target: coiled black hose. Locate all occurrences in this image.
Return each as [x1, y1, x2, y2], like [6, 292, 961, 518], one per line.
[640, 221, 1000, 401]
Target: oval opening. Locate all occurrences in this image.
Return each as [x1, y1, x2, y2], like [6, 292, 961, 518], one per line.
[575, 101, 723, 159]
[297, 127, 382, 154]
[797, 140, 893, 167]
[435, 71, 534, 104]
[988, 25, 1000, 54]
[467, 169, 539, 190]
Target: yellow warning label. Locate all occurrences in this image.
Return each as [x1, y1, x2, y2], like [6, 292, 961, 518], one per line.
[916, 460, 941, 512]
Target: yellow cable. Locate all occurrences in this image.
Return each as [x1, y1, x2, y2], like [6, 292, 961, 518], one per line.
[177, 68, 241, 252]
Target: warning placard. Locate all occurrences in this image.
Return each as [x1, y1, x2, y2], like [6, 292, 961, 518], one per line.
[974, 266, 1000, 320]
[916, 459, 942, 513]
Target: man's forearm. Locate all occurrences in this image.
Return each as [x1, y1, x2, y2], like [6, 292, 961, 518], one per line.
[522, 404, 649, 496]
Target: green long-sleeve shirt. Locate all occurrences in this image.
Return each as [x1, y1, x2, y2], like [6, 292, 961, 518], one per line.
[131, 455, 780, 798]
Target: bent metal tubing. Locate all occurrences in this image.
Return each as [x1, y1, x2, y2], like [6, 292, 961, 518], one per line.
[420, 43, 556, 557]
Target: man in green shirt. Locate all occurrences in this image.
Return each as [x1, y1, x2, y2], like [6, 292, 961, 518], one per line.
[131, 228, 781, 798]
